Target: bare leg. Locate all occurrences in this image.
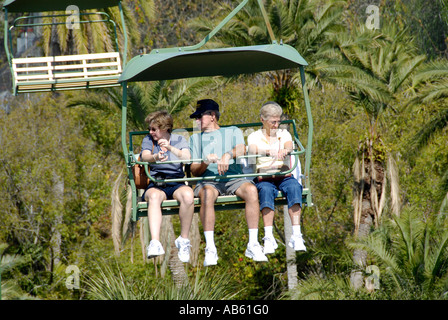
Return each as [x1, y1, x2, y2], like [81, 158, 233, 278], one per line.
[289, 203, 301, 227]
[197, 185, 219, 231]
[235, 182, 260, 229]
[173, 186, 195, 238]
[145, 188, 166, 241]
[261, 207, 275, 227]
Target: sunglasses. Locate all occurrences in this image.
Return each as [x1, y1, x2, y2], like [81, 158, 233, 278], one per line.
[194, 112, 213, 120]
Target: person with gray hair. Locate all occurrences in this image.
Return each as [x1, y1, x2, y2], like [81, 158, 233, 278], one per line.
[248, 101, 306, 255]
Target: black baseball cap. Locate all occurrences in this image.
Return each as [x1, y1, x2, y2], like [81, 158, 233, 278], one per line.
[189, 99, 220, 118]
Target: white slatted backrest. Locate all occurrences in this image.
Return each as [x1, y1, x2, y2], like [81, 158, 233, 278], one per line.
[12, 52, 121, 84]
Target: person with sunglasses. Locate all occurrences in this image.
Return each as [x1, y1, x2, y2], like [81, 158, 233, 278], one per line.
[141, 110, 194, 263]
[189, 99, 267, 266]
[247, 101, 306, 255]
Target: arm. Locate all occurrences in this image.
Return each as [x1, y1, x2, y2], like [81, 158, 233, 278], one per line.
[189, 133, 208, 177]
[216, 143, 246, 176]
[141, 149, 166, 162]
[277, 140, 293, 160]
[158, 138, 191, 160]
[140, 136, 167, 162]
[190, 161, 208, 177]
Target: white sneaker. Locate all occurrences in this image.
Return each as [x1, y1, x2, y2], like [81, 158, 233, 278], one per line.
[288, 234, 306, 251]
[245, 242, 268, 262]
[147, 240, 165, 259]
[204, 247, 218, 267]
[175, 236, 191, 263]
[263, 237, 278, 255]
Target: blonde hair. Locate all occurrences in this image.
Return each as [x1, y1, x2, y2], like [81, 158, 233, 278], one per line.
[145, 110, 173, 133]
[260, 101, 283, 120]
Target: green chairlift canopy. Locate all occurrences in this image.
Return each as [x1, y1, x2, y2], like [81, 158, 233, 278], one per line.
[2, 0, 120, 12]
[118, 43, 308, 83]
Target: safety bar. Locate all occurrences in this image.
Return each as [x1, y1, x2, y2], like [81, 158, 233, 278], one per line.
[136, 151, 302, 185]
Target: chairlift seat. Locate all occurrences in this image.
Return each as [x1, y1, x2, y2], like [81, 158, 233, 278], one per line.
[3, 0, 127, 95]
[135, 189, 311, 219]
[12, 52, 122, 93]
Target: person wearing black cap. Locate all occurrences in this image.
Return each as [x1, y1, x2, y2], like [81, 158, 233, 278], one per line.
[189, 99, 268, 266]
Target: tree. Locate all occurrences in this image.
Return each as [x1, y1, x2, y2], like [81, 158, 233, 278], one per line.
[406, 59, 448, 214]
[317, 21, 426, 287]
[38, 0, 152, 59]
[349, 209, 448, 298]
[189, 0, 346, 116]
[0, 95, 118, 296]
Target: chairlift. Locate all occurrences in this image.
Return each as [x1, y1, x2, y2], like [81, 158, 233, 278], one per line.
[2, 0, 128, 95]
[119, 0, 314, 221]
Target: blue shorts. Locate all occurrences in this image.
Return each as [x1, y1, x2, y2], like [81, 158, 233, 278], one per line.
[256, 176, 302, 211]
[142, 182, 190, 201]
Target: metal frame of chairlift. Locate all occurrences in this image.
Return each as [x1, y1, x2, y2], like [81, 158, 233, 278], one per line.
[2, 0, 128, 95]
[118, 0, 314, 222]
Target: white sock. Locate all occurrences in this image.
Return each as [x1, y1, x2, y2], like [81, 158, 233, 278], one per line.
[178, 236, 190, 243]
[264, 226, 274, 239]
[204, 231, 215, 249]
[292, 225, 301, 236]
[248, 228, 259, 245]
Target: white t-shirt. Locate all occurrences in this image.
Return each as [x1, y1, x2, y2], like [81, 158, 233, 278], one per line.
[247, 128, 293, 173]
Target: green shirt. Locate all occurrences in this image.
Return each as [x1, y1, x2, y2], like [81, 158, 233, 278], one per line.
[189, 126, 244, 180]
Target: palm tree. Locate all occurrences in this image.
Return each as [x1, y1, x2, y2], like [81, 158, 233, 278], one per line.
[407, 60, 448, 213]
[289, 209, 448, 299]
[317, 21, 426, 287]
[39, 0, 152, 59]
[85, 260, 241, 300]
[189, 0, 346, 116]
[348, 209, 448, 298]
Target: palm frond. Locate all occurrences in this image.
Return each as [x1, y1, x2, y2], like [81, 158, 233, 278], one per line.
[393, 211, 426, 267]
[348, 233, 401, 276]
[111, 170, 124, 255]
[406, 106, 448, 155]
[387, 154, 401, 217]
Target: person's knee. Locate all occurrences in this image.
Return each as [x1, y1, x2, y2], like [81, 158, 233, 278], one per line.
[238, 183, 258, 202]
[199, 186, 218, 205]
[176, 187, 195, 206]
[146, 189, 164, 203]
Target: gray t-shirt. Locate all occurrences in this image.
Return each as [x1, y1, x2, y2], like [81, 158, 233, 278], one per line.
[189, 126, 244, 180]
[141, 133, 188, 178]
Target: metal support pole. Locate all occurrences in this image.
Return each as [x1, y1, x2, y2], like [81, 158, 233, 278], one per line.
[299, 66, 313, 206]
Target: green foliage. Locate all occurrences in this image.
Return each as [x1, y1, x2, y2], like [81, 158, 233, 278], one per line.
[285, 209, 448, 300]
[84, 259, 240, 300]
[0, 93, 120, 298]
[0, 243, 35, 300]
[347, 209, 448, 299]
[1, 0, 448, 301]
